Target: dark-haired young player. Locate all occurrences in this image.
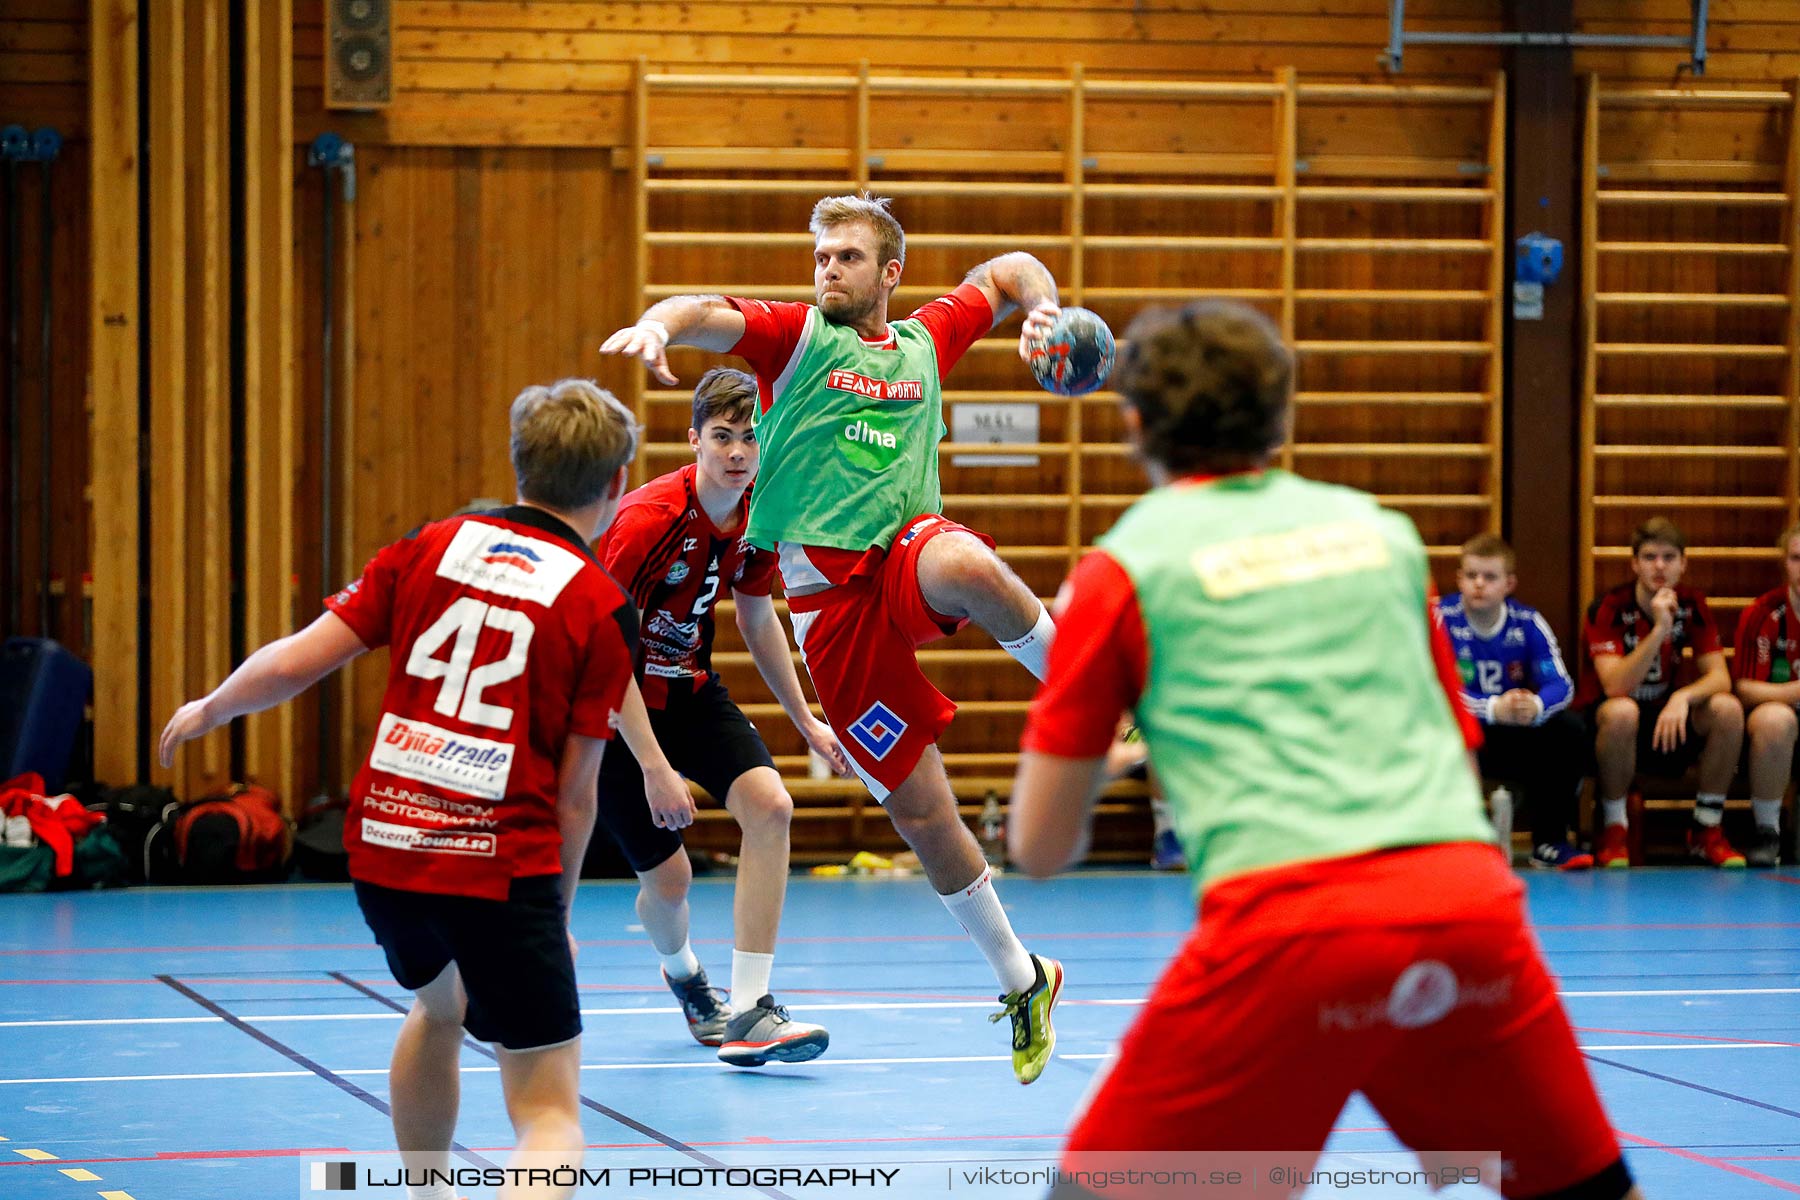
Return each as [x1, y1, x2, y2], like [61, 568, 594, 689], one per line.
[1577, 518, 1745, 868]
[596, 366, 848, 1066]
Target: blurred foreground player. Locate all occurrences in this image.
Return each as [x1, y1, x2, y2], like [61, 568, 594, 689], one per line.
[1009, 302, 1637, 1200]
[160, 380, 642, 1200]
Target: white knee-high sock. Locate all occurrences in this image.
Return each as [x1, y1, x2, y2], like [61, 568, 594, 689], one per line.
[939, 866, 1037, 995]
[998, 604, 1055, 682]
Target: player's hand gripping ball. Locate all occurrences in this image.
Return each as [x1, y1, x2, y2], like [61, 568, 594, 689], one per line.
[1026, 306, 1116, 397]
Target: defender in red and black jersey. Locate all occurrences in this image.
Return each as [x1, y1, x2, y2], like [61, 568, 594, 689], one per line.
[1730, 523, 1800, 866]
[594, 367, 847, 1067]
[325, 505, 636, 900]
[158, 379, 640, 1197]
[605, 461, 776, 707]
[1578, 518, 1745, 868]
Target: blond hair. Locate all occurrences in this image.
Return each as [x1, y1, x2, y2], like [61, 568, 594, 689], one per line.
[809, 193, 905, 270]
[1460, 533, 1516, 572]
[1779, 522, 1800, 552]
[509, 379, 639, 511]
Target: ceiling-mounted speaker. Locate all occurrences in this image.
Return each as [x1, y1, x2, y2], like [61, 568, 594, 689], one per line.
[325, 0, 391, 110]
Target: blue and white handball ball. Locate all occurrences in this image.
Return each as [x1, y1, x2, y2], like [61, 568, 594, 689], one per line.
[1026, 306, 1116, 397]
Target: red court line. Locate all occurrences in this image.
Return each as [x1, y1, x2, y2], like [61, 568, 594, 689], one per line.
[1575, 1025, 1800, 1048]
[0, 977, 378, 987]
[0, 978, 157, 986]
[6, 1126, 1402, 1166]
[1619, 1130, 1800, 1193]
[0, 942, 379, 957]
[2, 1148, 352, 1166]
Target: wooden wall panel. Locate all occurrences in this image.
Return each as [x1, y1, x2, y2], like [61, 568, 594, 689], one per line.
[243, 0, 299, 809]
[289, 1, 1516, 148]
[87, 0, 136, 786]
[1580, 78, 1799, 650]
[1, 2, 87, 133]
[0, 143, 89, 658]
[3, 3, 90, 656]
[317, 146, 628, 772]
[1576, 2, 1800, 86]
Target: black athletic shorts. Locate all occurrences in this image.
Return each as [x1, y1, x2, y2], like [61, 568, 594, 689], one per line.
[353, 874, 579, 1051]
[596, 675, 776, 873]
[1583, 693, 1704, 778]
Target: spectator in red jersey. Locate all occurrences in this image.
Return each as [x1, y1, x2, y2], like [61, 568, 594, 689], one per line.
[159, 379, 641, 1200]
[1577, 517, 1745, 868]
[594, 367, 848, 1066]
[1731, 521, 1800, 868]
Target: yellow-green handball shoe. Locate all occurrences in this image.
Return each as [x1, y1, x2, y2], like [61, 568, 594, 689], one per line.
[991, 953, 1064, 1085]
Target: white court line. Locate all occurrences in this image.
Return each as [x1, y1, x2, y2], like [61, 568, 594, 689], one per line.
[0, 1043, 1791, 1087]
[3, 987, 1796, 1030]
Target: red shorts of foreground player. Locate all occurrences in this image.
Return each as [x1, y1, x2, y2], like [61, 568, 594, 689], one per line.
[1063, 842, 1626, 1200]
[787, 514, 993, 800]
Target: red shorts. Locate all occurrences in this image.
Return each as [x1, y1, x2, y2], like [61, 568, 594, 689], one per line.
[787, 515, 992, 799]
[1063, 843, 1626, 1199]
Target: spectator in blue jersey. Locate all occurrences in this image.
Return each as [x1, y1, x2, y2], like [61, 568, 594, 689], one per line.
[1439, 534, 1593, 870]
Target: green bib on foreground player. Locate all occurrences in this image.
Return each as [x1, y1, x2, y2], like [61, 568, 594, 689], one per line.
[746, 307, 946, 553]
[1101, 469, 1492, 895]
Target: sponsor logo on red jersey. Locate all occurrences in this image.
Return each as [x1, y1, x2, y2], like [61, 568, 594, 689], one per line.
[369, 713, 515, 801]
[361, 816, 497, 858]
[480, 541, 543, 573]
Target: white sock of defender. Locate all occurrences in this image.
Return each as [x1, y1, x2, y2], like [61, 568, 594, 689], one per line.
[408, 1184, 457, 1200]
[731, 949, 774, 1005]
[1601, 796, 1629, 827]
[1694, 794, 1727, 827]
[998, 605, 1055, 682]
[1752, 797, 1783, 831]
[660, 941, 702, 982]
[939, 867, 1037, 995]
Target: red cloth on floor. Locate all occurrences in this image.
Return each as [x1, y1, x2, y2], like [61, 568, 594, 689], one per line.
[1, 773, 105, 876]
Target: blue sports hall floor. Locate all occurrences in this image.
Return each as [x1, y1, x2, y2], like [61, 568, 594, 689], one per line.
[0, 867, 1796, 1199]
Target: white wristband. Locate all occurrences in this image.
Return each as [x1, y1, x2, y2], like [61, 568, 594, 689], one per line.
[639, 318, 670, 347]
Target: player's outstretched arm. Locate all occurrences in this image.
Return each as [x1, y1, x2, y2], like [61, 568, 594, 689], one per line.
[599, 295, 747, 386]
[962, 252, 1061, 355]
[157, 612, 369, 768]
[555, 731, 608, 917]
[1009, 751, 1107, 878]
[735, 591, 851, 777]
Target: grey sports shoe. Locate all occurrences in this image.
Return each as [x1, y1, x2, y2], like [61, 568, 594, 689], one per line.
[717, 994, 829, 1067]
[1747, 825, 1782, 869]
[663, 967, 732, 1047]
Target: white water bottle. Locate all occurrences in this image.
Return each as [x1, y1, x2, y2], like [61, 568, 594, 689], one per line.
[1489, 785, 1514, 861]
